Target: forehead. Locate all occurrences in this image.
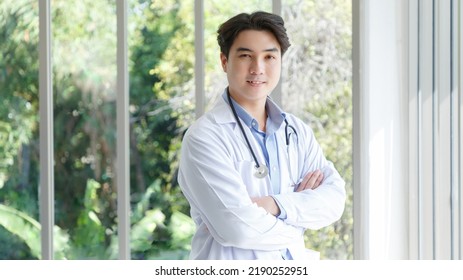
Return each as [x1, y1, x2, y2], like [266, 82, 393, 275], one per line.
[230, 29, 281, 52]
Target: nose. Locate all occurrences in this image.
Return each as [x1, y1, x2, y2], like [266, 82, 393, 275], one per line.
[249, 58, 264, 75]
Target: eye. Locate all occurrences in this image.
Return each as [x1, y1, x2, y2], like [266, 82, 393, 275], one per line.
[239, 54, 251, 58]
[266, 55, 276, 60]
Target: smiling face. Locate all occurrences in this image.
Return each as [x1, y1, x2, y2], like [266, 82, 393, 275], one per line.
[220, 29, 282, 109]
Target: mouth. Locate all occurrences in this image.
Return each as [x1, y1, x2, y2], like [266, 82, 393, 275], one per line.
[247, 80, 266, 85]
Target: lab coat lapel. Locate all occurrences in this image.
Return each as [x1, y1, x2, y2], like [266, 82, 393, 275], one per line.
[276, 128, 293, 194]
[213, 97, 267, 165]
[213, 97, 272, 194]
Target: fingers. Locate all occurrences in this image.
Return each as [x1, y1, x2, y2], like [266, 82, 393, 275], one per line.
[296, 171, 313, 192]
[296, 169, 324, 192]
[251, 196, 280, 216]
[313, 171, 323, 189]
[298, 170, 323, 191]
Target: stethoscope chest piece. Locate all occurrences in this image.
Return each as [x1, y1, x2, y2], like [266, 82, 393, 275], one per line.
[254, 165, 269, 178]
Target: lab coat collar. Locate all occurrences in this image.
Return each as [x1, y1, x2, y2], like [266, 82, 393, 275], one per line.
[214, 88, 287, 130]
[212, 94, 236, 125]
[211, 89, 267, 168]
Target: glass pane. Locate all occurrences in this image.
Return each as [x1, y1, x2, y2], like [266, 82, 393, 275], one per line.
[0, 0, 40, 260]
[128, 0, 195, 259]
[282, 0, 353, 259]
[52, 0, 117, 259]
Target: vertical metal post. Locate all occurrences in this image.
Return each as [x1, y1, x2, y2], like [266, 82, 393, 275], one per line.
[272, 0, 283, 107]
[450, 0, 459, 260]
[352, 0, 369, 260]
[116, 0, 130, 260]
[195, 0, 205, 119]
[39, 0, 54, 260]
[408, 0, 420, 260]
[418, 0, 436, 260]
[435, 0, 452, 260]
[459, 0, 463, 260]
[451, 0, 463, 260]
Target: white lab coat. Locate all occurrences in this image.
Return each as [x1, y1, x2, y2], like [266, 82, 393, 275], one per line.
[178, 96, 346, 260]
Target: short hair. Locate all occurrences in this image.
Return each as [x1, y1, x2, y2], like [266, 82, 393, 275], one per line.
[217, 11, 291, 58]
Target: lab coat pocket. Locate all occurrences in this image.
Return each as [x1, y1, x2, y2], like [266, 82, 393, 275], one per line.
[234, 160, 270, 197]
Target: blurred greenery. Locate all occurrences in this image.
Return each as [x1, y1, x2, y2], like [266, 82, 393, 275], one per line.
[281, 0, 353, 259]
[304, 85, 352, 259]
[0, 0, 352, 259]
[0, 180, 194, 259]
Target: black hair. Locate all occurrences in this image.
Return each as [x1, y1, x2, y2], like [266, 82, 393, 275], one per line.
[217, 11, 291, 58]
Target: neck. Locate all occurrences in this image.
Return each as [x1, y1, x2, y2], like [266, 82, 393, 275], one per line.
[248, 104, 267, 132]
[227, 90, 268, 131]
[235, 98, 267, 131]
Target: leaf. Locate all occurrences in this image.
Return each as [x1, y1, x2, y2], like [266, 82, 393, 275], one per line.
[0, 204, 41, 258]
[130, 208, 165, 252]
[0, 204, 70, 259]
[168, 211, 194, 249]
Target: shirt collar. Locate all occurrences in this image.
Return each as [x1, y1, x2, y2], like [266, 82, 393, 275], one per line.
[221, 88, 286, 132]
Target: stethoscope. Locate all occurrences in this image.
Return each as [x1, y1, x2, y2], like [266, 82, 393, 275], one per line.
[227, 91, 299, 184]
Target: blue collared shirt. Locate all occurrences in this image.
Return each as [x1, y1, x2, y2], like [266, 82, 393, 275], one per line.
[222, 91, 288, 219]
[223, 91, 292, 260]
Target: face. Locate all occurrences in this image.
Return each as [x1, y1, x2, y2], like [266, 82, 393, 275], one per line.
[220, 29, 281, 108]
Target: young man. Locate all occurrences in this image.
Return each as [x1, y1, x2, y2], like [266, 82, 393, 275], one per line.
[178, 11, 346, 260]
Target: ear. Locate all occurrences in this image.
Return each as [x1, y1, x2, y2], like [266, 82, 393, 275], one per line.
[220, 53, 227, 72]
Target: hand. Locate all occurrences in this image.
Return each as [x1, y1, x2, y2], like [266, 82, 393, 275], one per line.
[251, 196, 280, 216]
[295, 169, 324, 192]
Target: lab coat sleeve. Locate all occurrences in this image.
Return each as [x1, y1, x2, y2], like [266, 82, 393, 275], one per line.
[178, 127, 304, 251]
[272, 122, 346, 230]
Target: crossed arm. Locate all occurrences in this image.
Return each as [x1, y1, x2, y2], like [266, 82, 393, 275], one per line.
[251, 170, 324, 216]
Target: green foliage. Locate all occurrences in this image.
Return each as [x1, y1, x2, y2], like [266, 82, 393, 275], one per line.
[128, 0, 183, 197]
[129, 180, 194, 260]
[1, 0, 187, 259]
[0, 204, 70, 260]
[0, 0, 38, 189]
[303, 85, 353, 260]
[71, 179, 106, 259]
[278, 0, 352, 259]
[0, 179, 194, 260]
[0, 227, 35, 259]
[0, 204, 41, 258]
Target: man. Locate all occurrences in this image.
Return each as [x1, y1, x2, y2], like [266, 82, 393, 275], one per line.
[178, 11, 346, 260]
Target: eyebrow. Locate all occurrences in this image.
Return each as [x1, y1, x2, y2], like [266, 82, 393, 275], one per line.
[236, 47, 280, 53]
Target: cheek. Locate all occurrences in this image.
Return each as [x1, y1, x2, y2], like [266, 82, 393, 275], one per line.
[267, 65, 281, 76]
[228, 63, 247, 76]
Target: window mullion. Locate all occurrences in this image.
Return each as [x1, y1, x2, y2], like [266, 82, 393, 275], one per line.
[434, 0, 452, 260]
[409, 0, 420, 261]
[194, 0, 205, 118]
[39, 0, 54, 260]
[116, 0, 130, 260]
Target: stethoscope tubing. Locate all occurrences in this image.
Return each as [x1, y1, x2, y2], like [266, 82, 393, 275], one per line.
[227, 90, 298, 180]
[227, 91, 263, 171]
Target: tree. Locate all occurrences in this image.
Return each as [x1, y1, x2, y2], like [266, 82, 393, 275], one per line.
[0, 1, 40, 258]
